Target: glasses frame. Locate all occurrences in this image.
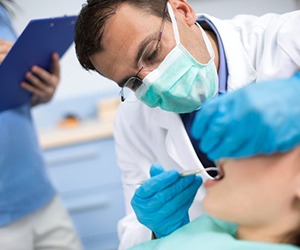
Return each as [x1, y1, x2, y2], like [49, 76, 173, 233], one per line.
[119, 3, 168, 102]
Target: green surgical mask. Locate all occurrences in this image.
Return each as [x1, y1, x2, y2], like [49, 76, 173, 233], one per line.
[135, 3, 218, 113]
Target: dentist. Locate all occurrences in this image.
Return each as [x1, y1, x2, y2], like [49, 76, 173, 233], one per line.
[74, 0, 300, 248]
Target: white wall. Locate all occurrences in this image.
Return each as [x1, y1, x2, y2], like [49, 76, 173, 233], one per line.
[11, 0, 299, 102]
[190, 0, 298, 18]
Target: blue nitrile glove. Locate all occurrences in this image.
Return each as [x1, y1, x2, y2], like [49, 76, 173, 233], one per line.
[131, 163, 202, 238]
[192, 72, 300, 160]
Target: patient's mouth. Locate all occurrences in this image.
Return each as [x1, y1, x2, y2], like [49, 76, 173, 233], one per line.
[215, 165, 224, 180]
[204, 163, 224, 188]
[212, 161, 224, 181]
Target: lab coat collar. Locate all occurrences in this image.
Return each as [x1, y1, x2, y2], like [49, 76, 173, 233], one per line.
[198, 14, 257, 91]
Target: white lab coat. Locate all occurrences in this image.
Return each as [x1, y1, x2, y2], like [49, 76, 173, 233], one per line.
[114, 11, 300, 250]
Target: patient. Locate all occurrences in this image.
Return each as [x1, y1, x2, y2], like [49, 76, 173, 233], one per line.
[129, 146, 300, 249]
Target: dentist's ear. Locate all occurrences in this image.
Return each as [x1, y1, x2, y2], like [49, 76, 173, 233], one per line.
[170, 0, 197, 26]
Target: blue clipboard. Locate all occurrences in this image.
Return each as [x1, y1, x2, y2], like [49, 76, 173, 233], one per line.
[0, 15, 77, 112]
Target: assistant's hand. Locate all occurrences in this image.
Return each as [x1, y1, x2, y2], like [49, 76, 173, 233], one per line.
[192, 72, 300, 160]
[0, 40, 13, 63]
[131, 163, 202, 238]
[21, 53, 60, 106]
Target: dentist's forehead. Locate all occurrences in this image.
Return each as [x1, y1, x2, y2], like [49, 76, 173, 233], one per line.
[90, 3, 163, 84]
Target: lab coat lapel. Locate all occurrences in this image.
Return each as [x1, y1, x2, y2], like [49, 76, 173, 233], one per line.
[202, 14, 258, 91]
[152, 108, 203, 170]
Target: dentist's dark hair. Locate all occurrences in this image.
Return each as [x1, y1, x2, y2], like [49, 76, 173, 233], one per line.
[75, 0, 168, 71]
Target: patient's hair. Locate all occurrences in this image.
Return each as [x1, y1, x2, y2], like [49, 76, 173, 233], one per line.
[75, 0, 168, 71]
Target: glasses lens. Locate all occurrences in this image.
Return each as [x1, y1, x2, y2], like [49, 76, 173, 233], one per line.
[139, 39, 166, 71]
[120, 77, 144, 103]
[126, 76, 143, 91]
[121, 86, 137, 103]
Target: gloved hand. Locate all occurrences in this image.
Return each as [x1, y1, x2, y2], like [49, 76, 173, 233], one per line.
[131, 163, 202, 238]
[192, 72, 300, 160]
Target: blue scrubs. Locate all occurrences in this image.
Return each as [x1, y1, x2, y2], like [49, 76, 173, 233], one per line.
[0, 5, 55, 226]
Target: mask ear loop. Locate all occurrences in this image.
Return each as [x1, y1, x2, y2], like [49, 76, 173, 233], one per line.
[195, 21, 215, 60]
[167, 2, 215, 61]
[167, 2, 180, 45]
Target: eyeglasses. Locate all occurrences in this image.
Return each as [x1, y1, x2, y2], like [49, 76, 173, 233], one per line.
[119, 4, 168, 102]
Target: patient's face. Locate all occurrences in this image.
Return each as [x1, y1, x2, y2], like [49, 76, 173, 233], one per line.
[203, 147, 300, 231]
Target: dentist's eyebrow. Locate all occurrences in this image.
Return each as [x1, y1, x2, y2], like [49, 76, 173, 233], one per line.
[135, 33, 157, 65]
[118, 32, 157, 88]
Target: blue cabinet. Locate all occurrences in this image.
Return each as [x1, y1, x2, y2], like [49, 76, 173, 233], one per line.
[43, 137, 125, 250]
